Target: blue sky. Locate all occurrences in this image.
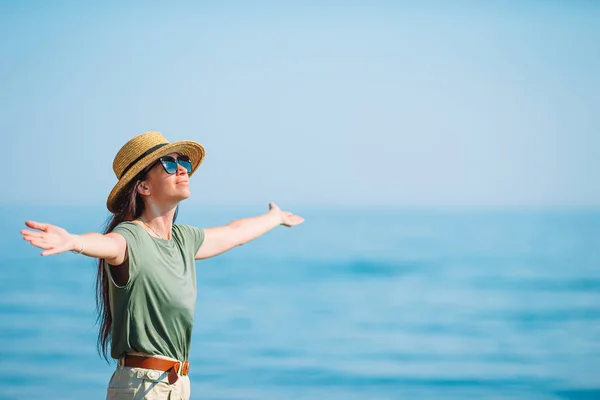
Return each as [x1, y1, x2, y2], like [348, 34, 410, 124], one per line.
[1, 1, 599, 208]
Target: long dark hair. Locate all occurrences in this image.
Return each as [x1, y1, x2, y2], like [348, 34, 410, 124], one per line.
[95, 164, 178, 361]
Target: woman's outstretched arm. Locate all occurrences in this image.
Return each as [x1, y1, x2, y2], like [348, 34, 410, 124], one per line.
[195, 202, 304, 260]
[21, 221, 128, 265]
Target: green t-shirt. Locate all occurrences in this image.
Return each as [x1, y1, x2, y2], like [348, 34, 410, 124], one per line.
[107, 221, 205, 361]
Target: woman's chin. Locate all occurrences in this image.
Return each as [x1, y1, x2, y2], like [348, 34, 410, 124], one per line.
[178, 189, 191, 200]
[166, 187, 191, 203]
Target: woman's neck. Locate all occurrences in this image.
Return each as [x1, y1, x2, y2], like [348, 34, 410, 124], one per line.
[139, 205, 177, 240]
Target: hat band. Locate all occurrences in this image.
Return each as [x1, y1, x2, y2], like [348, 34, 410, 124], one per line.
[120, 143, 167, 178]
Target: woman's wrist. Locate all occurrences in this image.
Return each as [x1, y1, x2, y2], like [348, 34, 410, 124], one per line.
[267, 209, 283, 226]
[70, 234, 84, 254]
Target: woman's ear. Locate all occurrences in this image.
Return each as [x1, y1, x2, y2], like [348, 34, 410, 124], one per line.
[136, 180, 151, 196]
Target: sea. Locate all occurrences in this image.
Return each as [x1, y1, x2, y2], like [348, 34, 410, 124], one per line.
[1, 205, 599, 400]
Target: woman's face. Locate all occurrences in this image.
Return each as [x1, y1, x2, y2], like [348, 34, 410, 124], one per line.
[139, 152, 192, 207]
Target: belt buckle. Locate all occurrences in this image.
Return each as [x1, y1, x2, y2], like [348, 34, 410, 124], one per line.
[181, 361, 190, 375]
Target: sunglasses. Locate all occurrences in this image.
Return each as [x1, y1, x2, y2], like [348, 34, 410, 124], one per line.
[158, 155, 193, 174]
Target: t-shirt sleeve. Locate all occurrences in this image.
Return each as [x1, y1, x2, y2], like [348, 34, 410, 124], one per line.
[176, 224, 205, 257]
[111, 222, 145, 284]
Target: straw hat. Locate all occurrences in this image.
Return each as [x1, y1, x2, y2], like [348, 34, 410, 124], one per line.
[106, 131, 205, 213]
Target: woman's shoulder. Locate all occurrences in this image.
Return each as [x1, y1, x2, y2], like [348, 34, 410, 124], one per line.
[172, 223, 192, 234]
[114, 220, 140, 228]
[112, 221, 144, 235]
[173, 222, 203, 229]
[172, 224, 204, 238]
[172, 224, 205, 252]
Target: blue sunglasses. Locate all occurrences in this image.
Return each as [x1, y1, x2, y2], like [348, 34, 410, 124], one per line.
[158, 155, 193, 174]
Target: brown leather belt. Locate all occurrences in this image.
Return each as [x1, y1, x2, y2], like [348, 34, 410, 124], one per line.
[122, 355, 190, 384]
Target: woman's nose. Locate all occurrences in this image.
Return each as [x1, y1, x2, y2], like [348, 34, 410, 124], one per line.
[176, 163, 188, 175]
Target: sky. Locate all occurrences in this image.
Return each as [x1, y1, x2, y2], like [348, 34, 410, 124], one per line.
[1, 0, 599, 209]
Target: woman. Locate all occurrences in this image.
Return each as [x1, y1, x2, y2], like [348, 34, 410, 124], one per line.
[20, 131, 304, 400]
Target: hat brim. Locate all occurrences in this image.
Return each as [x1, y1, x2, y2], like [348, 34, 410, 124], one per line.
[106, 140, 205, 214]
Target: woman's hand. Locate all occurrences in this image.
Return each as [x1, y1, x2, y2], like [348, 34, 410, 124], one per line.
[268, 202, 304, 227]
[21, 221, 79, 256]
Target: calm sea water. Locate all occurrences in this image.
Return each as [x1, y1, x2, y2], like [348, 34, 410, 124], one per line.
[1, 205, 599, 400]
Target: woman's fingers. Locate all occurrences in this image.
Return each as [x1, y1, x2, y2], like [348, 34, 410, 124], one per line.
[24, 233, 54, 243]
[28, 239, 67, 256]
[291, 216, 304, 224]
[281, 213, 304, 227]
[41, 248, 65, 256]
[268, 202, 282, 213]
[30, 239, 53, 249]
[22, 230, 44, 239]
[22, 221, 68, 256]
[25, 221, 50, 232]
